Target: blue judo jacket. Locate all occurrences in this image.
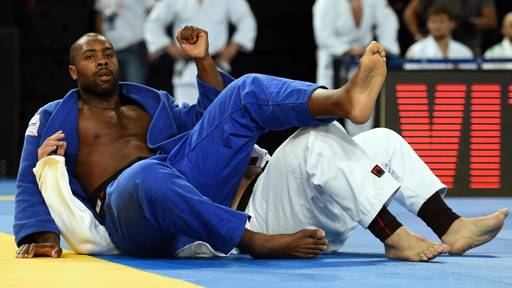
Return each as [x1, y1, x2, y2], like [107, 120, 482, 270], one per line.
[14, 73, 234, 246]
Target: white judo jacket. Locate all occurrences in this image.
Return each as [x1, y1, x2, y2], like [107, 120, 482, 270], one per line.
[143, 0, 257, 104]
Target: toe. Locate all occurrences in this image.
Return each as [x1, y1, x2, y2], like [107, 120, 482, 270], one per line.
[423, 250, 433, 260]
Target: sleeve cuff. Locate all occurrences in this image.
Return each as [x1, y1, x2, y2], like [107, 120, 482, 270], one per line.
[14, 221, 60, 247]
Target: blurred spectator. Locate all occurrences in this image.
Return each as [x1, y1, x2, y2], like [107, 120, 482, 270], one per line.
[313, 0, 400, 89]
[405, 5, 473, 60]
[484, 12, 512, 59]
[313, 0, 400, 135]
[95, 0, 154, 84]
[144, 0, 257, 105]
[403, 0, 497, 56]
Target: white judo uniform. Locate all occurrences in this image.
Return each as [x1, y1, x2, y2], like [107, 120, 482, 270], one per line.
[143, 0, 257, 104]
[483, 38, 512, 69]
[312, 0, 399, 135]
[404, 36, 474, 69]
[246, 123, 446, 252]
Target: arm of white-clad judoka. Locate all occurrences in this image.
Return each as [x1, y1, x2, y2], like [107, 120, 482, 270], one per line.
[312, 0, 351, 56]
[227, 0, 257, 52]
[14, 106, 62, 257]
[143, 0, 177, 55]
[93, 0, 104, 34]
[374, 0, 401, 56]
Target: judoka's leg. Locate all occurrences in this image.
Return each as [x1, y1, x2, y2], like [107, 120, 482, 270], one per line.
[353, 128, 509, 254]
[247, 122, 447, 261]
[352, 128, 447, 214]
[170, 41, 388, 206]
[245, 125, 360, 253]
[104, 156, 327, 258]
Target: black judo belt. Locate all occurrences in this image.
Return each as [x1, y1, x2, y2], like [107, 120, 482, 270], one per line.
[88, 155, 152, 223]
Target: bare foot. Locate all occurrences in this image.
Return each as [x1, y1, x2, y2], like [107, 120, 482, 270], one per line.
[441, 208, 509, 255]
[238, 228, 328, 259]
[342, 41, 387, 124]
[384, 227, 449, 262]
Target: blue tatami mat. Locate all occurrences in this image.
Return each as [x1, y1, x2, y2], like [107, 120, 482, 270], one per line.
[1, 179, 511, 287]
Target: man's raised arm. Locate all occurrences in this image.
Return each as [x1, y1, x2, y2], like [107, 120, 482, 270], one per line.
[176, 26, 225, 91]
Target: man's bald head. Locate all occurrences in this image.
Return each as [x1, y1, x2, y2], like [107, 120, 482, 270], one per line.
[68, 32, 119, 98]
[69, 33, 113, 66]
[502, 12, 512, 40]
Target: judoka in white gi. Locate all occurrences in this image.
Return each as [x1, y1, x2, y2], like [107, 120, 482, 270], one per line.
[312, 0, 400, 135]
[483, 12, 512, 69]
[143, 0, 257, 105]
[94, 0, 154, 84]
[405, 5, 473, 69]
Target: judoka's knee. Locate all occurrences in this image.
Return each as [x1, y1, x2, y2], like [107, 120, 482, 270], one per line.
[233, 73, 270, 102]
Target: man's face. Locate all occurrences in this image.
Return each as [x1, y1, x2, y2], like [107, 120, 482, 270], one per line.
[427, 14, 455, 40]
[502, 15, 512, 41]
[69, 38, 120, 97]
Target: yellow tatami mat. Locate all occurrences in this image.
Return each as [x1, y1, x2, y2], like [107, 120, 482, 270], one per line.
[0, 195, 14, 201]
[0, 232, 200, 288]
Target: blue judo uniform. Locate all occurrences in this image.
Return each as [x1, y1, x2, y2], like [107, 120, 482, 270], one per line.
[15, 72, 335, 256]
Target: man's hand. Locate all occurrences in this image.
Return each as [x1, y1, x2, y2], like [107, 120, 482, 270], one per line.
[38, 131, 67, 160]
[16, 243, 62, 258]
[16, 232, 61, 258]
[215, 42, 240, 64]
[176, 26, 209, 61]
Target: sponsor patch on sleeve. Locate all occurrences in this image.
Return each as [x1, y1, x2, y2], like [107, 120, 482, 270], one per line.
[25, 113, 40, 136]
[371, 164, 385, 178]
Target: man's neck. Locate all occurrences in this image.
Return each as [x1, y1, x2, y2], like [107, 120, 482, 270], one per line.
[79, 90, 121, 110]
[433, 35, 450, 57]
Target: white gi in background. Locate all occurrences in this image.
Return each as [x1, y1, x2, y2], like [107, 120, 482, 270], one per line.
[143, 0, 257, 105]
[94, 0, 154, 84]
[312, 0, 400, 136]
[484, 38, 512, 59]
[404, 36, 474, 69]
[482, 38, 512, 70]
[246, 123, 446, 252]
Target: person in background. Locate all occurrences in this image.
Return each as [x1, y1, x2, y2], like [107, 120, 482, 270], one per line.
[95, 0, 154, 84]
[143, 0, 257, 105]
[403, 0, 496, 56]
[312, 0, 400, 136]
[484, 12, 512, 59]
[405, 5, 473, 61]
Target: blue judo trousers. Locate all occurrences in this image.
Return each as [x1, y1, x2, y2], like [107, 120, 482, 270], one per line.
[15, 72, 334, 257]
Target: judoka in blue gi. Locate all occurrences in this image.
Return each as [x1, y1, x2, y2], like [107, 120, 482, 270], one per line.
[15, 26, 508, 261]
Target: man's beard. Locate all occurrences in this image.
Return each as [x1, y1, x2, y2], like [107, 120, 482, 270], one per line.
[78, 72, 119, 98]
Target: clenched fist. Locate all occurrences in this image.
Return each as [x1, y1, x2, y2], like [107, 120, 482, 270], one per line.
[176, 26, 210, 61]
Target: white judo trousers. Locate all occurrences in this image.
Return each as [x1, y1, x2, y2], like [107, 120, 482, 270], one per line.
[246, 122, 447, 252]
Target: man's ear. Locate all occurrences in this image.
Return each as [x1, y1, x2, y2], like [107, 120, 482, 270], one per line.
[68, 65, 77, 80]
